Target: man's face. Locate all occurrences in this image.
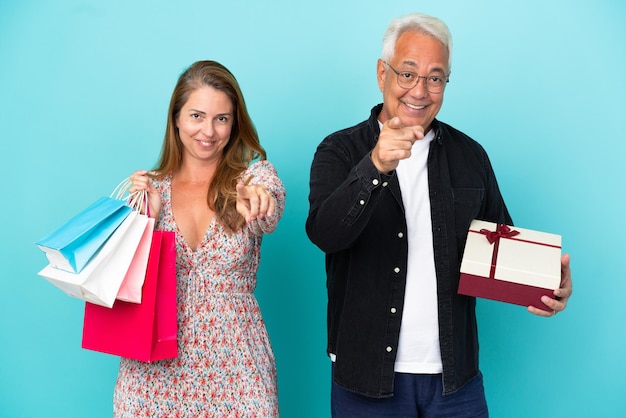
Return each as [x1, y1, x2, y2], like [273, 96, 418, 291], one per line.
[377, 31, 450, 132]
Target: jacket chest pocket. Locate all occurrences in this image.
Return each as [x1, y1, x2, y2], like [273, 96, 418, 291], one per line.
[452, 188, 484, 234]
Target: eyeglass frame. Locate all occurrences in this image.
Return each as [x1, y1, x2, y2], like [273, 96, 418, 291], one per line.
[382, 61, 450, 93]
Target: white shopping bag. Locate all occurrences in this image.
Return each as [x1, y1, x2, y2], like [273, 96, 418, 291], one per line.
[38, 211, 151, 308]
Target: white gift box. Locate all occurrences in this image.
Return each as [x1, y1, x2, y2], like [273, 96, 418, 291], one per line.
[458, 219, 562, 311]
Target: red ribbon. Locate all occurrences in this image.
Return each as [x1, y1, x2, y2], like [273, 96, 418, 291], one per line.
[479, 224, 520, 279]
[479, 224, 520, 244]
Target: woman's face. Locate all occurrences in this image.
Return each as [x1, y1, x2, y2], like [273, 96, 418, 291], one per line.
[176, 85, 234, 165]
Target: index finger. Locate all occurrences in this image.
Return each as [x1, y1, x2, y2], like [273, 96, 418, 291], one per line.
[384, 117, 405, 130]
[382, 117, 425, 141]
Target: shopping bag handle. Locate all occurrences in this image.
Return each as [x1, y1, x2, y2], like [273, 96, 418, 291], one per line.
[111, 178, 133, 201]
[128, 189, 150, 217]
[111, 178, 150, 216]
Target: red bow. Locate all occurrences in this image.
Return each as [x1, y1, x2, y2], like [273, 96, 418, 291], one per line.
[478, 224, 519, 280]
[479, 224, 519, 244]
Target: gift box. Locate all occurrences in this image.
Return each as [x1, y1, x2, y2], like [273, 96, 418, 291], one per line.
[458, 219, 562, 311]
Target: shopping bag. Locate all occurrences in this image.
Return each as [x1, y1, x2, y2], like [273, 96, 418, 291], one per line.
[115, 217, 155, 303]
[36, 196, 132, 273]
[81, 230, 178, 362]
[38, 210, 152, 308]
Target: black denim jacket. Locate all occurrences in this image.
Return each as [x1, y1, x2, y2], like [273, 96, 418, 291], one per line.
[306, 104, 512, 398]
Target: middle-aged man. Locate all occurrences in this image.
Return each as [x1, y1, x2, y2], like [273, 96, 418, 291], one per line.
[305, 12, 572, 417]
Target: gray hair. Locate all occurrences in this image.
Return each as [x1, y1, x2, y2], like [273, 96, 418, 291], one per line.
[381, 13, 453, 71]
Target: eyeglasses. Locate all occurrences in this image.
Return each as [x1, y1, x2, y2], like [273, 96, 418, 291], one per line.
[383, 61, 449, 93]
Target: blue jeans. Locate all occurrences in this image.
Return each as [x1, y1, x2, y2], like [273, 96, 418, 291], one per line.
[331, 370, 489, 418]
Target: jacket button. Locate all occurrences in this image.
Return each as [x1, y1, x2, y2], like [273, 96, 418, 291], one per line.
[372, 179, 379, 186]
[397, 232, 404, 238]
[393, 267, 400, 273]
[359, 199, 365, 205]
[382, 181, 388, 187]
[390, 307, 397, 314]
[386, 346, 393, 352]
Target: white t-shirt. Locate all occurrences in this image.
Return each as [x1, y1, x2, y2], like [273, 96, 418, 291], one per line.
[394, 128, 443, 374]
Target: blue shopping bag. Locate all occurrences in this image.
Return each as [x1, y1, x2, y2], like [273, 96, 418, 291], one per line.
[36, 196, 132, 273]
[38, 210, 152, 307]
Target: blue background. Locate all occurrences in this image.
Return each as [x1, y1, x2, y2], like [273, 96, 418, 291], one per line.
[2, 1, 625, 416]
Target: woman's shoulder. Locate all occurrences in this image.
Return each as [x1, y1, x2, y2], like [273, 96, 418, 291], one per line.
[148, 172, 171, 191]
[244, 159, 278, 176]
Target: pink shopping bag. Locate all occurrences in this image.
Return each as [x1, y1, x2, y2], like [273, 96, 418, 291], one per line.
[81, 230, 178, 362]
[115, 217, 155, 303]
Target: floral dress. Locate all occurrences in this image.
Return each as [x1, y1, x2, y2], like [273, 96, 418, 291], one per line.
[113, 160, 285, 417]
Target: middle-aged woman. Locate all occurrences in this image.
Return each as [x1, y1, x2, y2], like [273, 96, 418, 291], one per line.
[113, 60, 285, 416]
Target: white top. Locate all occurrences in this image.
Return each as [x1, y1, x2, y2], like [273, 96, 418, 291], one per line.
[394, 128, 443, 374]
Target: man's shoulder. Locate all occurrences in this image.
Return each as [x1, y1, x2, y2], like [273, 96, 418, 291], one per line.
[323, 104, 381, 144]
[437, 120, 470, 140]
[436, 120, 485, 150]
[326, 118, 371, 141]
